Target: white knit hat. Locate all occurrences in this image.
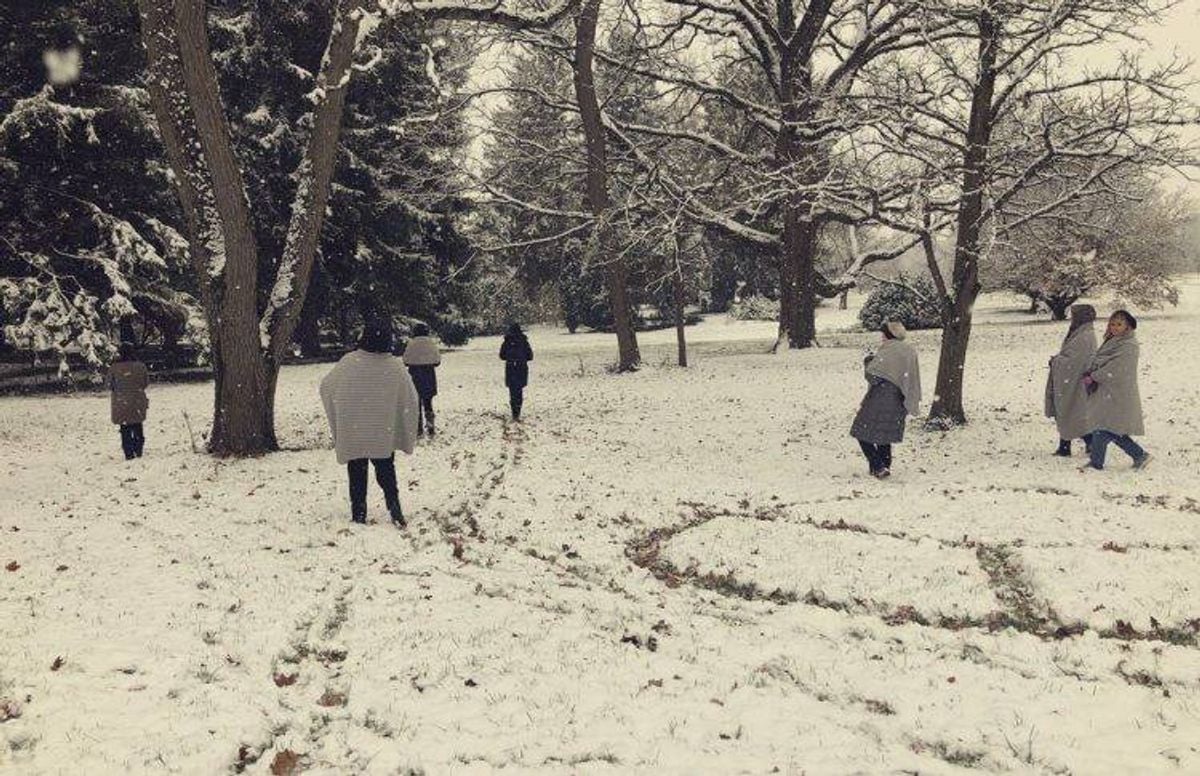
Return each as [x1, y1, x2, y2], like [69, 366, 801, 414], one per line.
[885, 321, 908, 340]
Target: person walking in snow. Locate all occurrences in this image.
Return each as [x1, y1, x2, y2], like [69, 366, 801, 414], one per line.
[850, 321, 922, 479]
[1045, 304, 1098, 457]
[499, 323, 534, 420]
[402, 323, 441, 438]
[319, 318, 420, 526]
[1080, 310, 1152, 472]
[108, 342, 149, 460]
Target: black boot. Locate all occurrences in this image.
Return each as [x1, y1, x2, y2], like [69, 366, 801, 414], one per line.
[1082, 433, 1093, 455]
[1054, 439, 1072, 457]
[426, 412, 435, 438]
[387, 499, 406, 529]
[351, 502, 367, 524]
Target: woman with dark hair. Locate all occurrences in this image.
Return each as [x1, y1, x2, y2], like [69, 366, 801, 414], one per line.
[402, 323, 441, 437]
[1081, 310, 1152, 471]
[1045, 304, 1098, 456]
[320, 318, 420, 526]
[108, 342, 149, 460]
[499, 323, 534, 420]
[850, 321, 922, 479]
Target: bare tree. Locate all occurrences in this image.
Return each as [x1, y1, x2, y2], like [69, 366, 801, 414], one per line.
[574, 0, 640, 370]
[136, 0, 579, 455]
[588, 0, 953, 349]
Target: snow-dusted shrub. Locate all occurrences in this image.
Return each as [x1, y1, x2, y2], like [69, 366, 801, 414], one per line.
[858, 277, 943, 332]
[728, 295, 780, 321]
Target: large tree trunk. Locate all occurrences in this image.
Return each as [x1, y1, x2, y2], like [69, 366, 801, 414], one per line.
[772, 29, 824, 350]
[139, 0, 273, 454]
[574, 0, 640, 371]
[138, 0, 365, 455]
[260, 0, 367, 366]
[928, 10, 1000, 427]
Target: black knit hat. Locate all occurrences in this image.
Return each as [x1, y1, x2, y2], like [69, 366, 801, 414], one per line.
[359, 317, 394, 353]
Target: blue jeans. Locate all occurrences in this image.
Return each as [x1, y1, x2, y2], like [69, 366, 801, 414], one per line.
[1088, 430, 1146, 469]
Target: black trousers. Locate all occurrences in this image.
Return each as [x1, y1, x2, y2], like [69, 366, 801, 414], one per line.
[119, 423, 144, 459]
[858, 440, 892, 473]
[508, 386, 524, 419]
[416, 393, 435, 432]
[347, 454, 400, 522]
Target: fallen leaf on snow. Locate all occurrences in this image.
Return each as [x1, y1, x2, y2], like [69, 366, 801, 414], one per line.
[0, 698, 21, 722]
[274, 672, 298, 687]
[5, 561, 18, 572]
[317, 689, 346, 707]
[269, 749, 302, 775]
[51, 656, 65, 672]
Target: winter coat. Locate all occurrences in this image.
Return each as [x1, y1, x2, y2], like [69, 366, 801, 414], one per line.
[319, 350, 420, 464]
[402, 336, 441, 367]
[1085, 332, 1144, 437]
[851, 340, 920, 444]
[851, 373, 908, 444]
[403, 337, 441, 399]
[499, 332, 534, 389]
[1044, 324, 1097, 440]
[108, 360, 149, 425]
[864, 339, 922, 416]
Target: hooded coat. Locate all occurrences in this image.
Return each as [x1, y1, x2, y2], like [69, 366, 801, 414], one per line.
[108, 360, 149, 425]
[1086, 332, 1144, 437]
[402, 336, 441, 398]
[1044, 322, 1097, 440]
[850, 339, 922, 444]
[320, 350, 420, 464]
[499, 330, 534, 388]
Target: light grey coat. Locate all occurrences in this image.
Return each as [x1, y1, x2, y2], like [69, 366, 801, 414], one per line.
[1086, 332, 1144, 437]
[1044, 325, 1097, 440]
[320, 350, 420, 464]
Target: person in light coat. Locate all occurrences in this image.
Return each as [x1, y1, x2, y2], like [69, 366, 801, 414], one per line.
[850, 321, 922, 479]
[320, 319, 420, 526]
[1045, 304, 1098, 457]
[108, 342, 149, 460]
[1081, 310, 1151, 472]
[402, 323, 441, 437]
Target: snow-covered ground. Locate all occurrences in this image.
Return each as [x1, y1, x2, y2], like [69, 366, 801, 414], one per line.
[2, 284, 1199, 774]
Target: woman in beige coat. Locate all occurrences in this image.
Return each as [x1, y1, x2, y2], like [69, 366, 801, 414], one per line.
[1081, 310, 1151, 472]
[1045, 304, 1097, 456]
[108, 342, 149, 460]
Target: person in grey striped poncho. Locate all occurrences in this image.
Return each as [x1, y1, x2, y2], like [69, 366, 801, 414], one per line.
[320, 320, 420, 526]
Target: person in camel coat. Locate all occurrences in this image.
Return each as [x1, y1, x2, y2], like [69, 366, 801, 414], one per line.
[108, 342, 149, 460]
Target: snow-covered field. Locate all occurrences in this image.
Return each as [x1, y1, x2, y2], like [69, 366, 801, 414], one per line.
[3, 285, 1199, 775]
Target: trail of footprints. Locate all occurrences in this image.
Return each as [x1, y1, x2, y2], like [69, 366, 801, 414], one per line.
[234, 583, 397, 774]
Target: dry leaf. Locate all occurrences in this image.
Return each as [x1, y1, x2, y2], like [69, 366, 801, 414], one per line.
[269, 749, 302, 775]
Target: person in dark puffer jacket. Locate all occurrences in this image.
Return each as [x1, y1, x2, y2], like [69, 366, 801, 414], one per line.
[499, 323, 534, 420]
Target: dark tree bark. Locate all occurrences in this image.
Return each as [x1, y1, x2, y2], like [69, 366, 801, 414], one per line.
[928, 10, 1000, 427]
[573, 0, 640, 371]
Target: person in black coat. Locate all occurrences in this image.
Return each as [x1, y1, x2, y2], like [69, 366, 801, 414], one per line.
[499, 323, 533, 420]
[402, 323, 441, 437]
